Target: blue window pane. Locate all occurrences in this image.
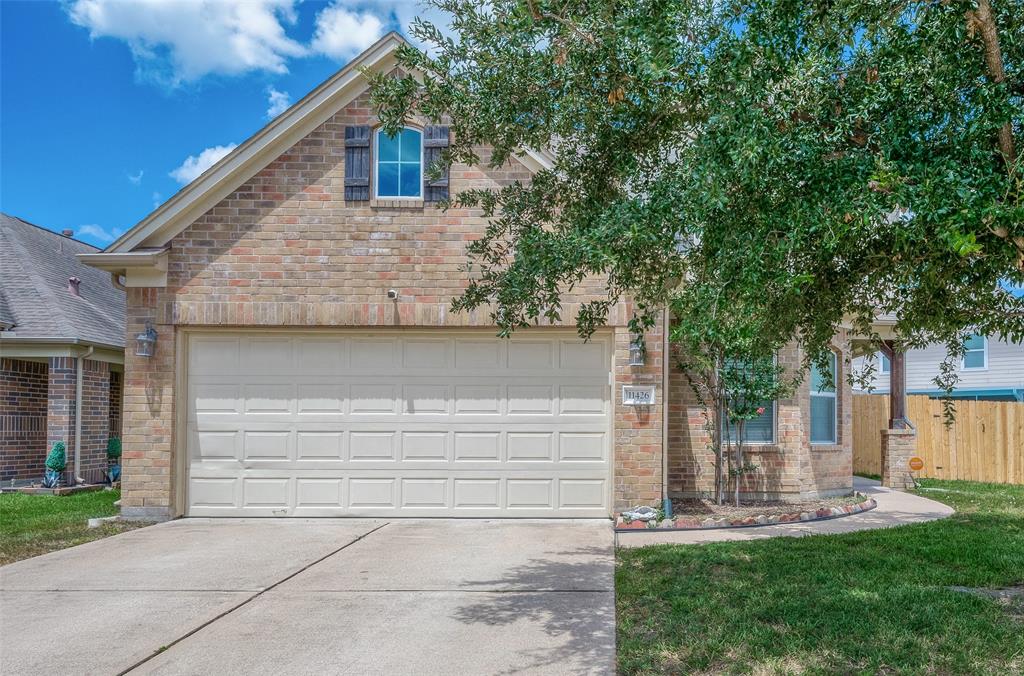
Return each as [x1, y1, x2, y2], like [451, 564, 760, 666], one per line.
[810, 396, 836, 443]
[963, 350, 985, 369]
[880, 352, 890, 372]
[400, 129, 421, 160]
[379, 133, 400, 162]
[378, 162, 399, 196]
[964, 334, 985, 350]
[723, 403, 774, 444]
[810, 353, 836, 392]
[400, 163, 421, 197]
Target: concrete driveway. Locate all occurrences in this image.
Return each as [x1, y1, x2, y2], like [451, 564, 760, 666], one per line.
[0, 519, 614, 675]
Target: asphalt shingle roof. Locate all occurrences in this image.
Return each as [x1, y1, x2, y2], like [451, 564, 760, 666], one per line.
[0, 213, 125, 348]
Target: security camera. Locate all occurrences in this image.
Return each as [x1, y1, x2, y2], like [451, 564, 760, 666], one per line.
[386, 289, 399, 300]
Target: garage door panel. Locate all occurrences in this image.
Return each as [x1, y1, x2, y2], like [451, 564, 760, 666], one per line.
[400, 432, 448, 461]
[403, 339, 450, 369]
[402, 384, 449, 414]
[295, 338, 347, 374]
[350, 338, 397, 370]
[297, 384, 346, 414]
[187, 332, 612, 517]
[349, 432, 396, 461]
[296, 432, 344, 460]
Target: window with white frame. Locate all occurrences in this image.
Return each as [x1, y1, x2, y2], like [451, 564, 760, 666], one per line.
[375, 127, 422, 198]
[878, 351, 890, 373]
[810, 352, 837, 444]
[961, 334, 987, 369]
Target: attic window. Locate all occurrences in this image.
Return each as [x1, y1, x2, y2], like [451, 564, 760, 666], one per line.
[375, 127, 422, 199]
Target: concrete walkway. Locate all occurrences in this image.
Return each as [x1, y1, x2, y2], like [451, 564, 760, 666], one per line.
[1, 519, 614, 676]
[616, 477, 955, 548]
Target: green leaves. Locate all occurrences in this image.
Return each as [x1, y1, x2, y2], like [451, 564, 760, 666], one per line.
[370, 0, 1023, 378]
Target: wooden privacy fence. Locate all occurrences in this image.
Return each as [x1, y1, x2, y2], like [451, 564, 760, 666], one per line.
[853, 394, 1024, 484]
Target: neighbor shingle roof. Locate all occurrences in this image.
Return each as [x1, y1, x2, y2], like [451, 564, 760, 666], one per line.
[0, 213, 125, 348]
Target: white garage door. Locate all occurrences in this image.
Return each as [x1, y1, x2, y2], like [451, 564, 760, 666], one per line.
[186, 332, 612, 517]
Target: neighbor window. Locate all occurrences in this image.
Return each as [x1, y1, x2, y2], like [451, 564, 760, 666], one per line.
[375, 127, 422, 198]
[961, 334, 987, 370]
[878, 351, 890, 374]
[810, 352, 838, 444]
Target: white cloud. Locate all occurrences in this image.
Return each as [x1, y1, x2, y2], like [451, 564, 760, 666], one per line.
[77, 224, 122, 243]
[66, 0, 307, 86]
[266, 86, 291, 119]
[127, 169, 143, 185]
[151, 191, 163, 208]
[311, 2, 384, 60]
[169, 144, 238, 184]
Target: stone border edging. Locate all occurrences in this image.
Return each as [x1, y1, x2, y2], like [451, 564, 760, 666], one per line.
[614, 494, 877, 532]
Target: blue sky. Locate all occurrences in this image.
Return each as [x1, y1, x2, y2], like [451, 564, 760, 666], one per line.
[1, 0, 439, 248]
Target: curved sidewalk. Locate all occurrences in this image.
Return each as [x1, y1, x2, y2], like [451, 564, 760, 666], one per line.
[615, 477, 955, 549]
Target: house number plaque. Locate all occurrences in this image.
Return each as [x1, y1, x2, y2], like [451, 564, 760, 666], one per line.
[622, 385, 656, 406]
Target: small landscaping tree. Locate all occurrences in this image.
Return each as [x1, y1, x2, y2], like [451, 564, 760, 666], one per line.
[106, 437, 122, 483]
[42, 441, 66, 488]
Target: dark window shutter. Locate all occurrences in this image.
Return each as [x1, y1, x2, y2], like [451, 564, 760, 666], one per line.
[423, 125, 450, 202]
[344, 125, 370, 201]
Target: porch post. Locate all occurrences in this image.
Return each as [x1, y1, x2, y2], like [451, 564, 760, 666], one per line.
[880, 341, 916, 489]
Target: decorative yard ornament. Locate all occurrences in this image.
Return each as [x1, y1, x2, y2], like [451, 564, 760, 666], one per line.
[106, 437, 122, 484]
[135, 322, 157, 357]
[42, 441, 66, 488]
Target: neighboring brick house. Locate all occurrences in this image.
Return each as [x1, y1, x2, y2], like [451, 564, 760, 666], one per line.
[81, 33, 852, 520]
[0, 213, 125, 485]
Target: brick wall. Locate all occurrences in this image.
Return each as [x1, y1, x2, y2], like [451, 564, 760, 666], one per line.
[0, 358, 48, 481]
[667, 335, 854, 501]
[120, 90, 663, 518]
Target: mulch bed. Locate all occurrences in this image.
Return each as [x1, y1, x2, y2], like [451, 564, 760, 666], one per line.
[671, 494, 865, 520]
[616, 492, 877, 530]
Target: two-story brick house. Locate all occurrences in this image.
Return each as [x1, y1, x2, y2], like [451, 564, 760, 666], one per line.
[82, 33, 853, 520]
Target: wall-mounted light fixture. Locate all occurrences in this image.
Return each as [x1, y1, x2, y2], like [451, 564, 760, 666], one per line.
[629, 333, 645, 366]
[135, 322, 158, 357]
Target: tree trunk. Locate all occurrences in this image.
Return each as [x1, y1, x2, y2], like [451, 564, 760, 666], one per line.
[733, 420, 744, 507]
[968, 0, 1017, 170]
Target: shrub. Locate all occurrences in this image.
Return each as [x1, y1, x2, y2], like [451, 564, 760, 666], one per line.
[44, 442, 66, 472]
[106, 437, 122, 461]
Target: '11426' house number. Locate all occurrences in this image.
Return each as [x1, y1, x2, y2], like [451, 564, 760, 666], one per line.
[622, 385, 655, 406]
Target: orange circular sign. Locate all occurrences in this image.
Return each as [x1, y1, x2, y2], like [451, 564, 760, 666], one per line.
[908, 457, 925, 471]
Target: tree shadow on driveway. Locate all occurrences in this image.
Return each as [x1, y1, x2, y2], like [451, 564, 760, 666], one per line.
[450, 545, 615, 675]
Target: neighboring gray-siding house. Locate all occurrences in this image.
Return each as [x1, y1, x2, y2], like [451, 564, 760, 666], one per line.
[852, 334, 1024, 401]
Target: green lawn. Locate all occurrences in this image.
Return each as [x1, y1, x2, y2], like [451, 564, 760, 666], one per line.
[617, 479, 1024, 675]
[0, 489, 144, 565]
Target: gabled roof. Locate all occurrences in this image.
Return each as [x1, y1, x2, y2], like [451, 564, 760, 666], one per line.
[85, 31, 553, 264]
[0, 213, 126, 348]
[98, 32, 408, 254]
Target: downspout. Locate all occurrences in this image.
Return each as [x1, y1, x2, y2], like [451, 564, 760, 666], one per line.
[74, 345, 95, 484]
[662, 305, 672, 518]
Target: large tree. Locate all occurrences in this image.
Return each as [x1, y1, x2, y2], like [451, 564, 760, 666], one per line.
[371, 0, 1023, 375]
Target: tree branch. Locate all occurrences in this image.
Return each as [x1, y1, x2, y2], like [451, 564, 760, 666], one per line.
[967, 0, 1017, 173]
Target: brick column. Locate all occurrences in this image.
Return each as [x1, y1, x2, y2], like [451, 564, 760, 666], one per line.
[121, 288, 177, 520]
[46, 357, 77, 461]
[881, 428, 917, 490]
[613, 319, 665, 511]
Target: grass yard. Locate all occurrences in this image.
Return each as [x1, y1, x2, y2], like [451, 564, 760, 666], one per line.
[617, 479, 1024, 675]
[0, 489, 144, 565]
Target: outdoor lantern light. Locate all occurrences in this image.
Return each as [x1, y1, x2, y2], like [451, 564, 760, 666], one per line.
[629, 333, 645, 366]
[135, 322, 157, 357]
